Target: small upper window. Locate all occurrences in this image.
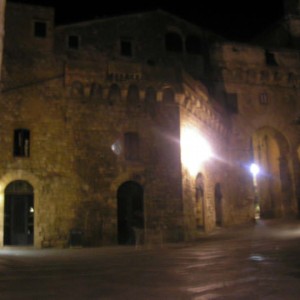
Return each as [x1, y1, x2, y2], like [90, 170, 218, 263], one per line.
[165, 32, 183, 53]
[265, 50, 277, 66]
[34, 21, 47, 38]
[121, 40, 132, 57]
[14, 129, 30, 157]
[68, 35, 80, 50]
[144, 87, 157, 117]
[107, 84, 121, 105]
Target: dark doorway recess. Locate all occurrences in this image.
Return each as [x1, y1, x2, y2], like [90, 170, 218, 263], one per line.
[4, 181, 34, 246]
[117, 181, 144, 245]
[214, 183, 223, 226]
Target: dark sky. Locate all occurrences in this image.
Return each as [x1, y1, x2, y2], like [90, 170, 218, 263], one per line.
[9, 0, 285, 41]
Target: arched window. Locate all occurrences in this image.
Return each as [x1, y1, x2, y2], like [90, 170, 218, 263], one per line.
[108, 84, 121, 105]
[162, 88, 175, 104]
[90, 83, 103, 99]
[186, 35, 203, 55]
[127, 85, 139, 107]
[144, 87, 157, 117]
[165, 32, 183, 53]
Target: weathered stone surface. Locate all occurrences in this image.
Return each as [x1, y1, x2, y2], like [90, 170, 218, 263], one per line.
[0, 2, 298, 248]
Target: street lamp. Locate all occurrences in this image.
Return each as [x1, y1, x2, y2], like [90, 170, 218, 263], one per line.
[250, 163, 260, 220]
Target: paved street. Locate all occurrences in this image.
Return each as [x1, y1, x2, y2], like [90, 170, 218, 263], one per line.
[1, 219, 300, 299]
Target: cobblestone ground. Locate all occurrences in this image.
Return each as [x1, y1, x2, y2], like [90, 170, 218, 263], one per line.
[0, 219, 300, 299]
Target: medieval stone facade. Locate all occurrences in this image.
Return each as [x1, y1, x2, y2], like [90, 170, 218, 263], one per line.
[0, 1, 299, 248]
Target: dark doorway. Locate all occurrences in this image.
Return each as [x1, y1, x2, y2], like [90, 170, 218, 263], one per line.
[117, 181, 144, 245]
[195, 173, 205, 229]
[4, 181, 34, 246]
[214, 183, 223, 226]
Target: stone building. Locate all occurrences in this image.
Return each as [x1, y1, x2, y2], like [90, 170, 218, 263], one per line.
[0, 1, 299, 248]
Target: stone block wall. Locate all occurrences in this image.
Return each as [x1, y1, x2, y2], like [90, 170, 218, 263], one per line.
[0, 3, 299, 248]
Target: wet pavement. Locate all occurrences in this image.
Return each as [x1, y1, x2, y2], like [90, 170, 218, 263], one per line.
[1, 219, 300, 299]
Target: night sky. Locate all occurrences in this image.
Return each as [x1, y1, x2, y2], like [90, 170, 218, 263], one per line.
[9, 0, 284, 41]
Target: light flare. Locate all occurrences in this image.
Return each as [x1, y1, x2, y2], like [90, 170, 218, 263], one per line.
[181, 127, 212, 176]
[250, 163, 260, 176]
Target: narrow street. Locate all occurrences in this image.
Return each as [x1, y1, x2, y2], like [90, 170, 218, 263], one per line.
[0, 219, 300, 299]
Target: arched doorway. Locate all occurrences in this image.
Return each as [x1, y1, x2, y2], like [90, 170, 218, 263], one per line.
[4, 180, 34, 246]
[252, 127, 293, 218]
[214, 183, 223, 226]
[117, 181, 144, 245]
[195, 173, 205, 229]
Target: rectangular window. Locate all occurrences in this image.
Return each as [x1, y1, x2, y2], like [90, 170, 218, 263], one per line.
[259, 93, 268, 105]
[121, 40, 132, 57]
[34, 21, 47, 38]
[265, 50, 277, 66]
[14, 129, 30, 157]
[124, 132, 139, 161]
[68, 35, 80, 49]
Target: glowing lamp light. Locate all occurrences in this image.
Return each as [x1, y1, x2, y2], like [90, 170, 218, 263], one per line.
[181, 127, 212, 176]
[250, 163, 260, 176]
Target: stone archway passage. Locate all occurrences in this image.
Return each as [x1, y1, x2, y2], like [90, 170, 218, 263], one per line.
[4, 180, 34, 246]
[117, 181, 144, 245]
[252, 127, 293, 218]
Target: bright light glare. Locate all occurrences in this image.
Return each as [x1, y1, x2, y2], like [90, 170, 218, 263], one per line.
[250, 163, 260, 176]
[181, 127, 212, 176]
